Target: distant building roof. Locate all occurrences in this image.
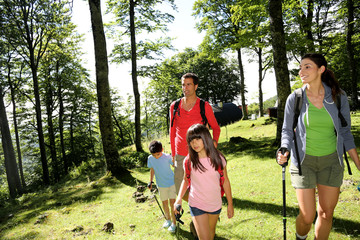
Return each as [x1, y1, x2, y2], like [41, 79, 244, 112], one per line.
[211, 103, 243, 126]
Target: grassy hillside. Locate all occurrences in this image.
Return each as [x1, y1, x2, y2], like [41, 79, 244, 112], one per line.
[0, 115, 359, 239]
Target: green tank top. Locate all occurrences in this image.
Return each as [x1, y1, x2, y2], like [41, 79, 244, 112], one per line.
[304, 99, 337, 156]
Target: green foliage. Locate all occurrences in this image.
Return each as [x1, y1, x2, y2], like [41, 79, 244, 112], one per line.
[111, 92, 136, 148]
[106, 0, 176, 64]
[248, 96, 278, 116]
[69, 159, 105, 180]
[247, 102, 259, 116]
[263, 95, 277, 110]
[121, 151, 148, 169]
[0, 183, 9, 207]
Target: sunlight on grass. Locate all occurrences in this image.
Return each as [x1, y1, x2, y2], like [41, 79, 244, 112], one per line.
[0, 116, 359, 239]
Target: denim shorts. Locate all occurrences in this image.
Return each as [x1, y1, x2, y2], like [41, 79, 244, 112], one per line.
[290, 152, 344, 189]
[189, 206, 221, 217]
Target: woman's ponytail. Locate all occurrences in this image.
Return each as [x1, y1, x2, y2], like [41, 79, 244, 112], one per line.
[321, 68, 341, 101]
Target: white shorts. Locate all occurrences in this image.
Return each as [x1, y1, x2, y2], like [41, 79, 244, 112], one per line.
[158, 184, 176, 201]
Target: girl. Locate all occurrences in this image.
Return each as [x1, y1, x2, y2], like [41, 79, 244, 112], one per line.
[174, 124, 234, 240]
[277, 53, 360, 240]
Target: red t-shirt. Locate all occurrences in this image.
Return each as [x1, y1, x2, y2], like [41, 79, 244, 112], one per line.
[170, 98, 220, 157]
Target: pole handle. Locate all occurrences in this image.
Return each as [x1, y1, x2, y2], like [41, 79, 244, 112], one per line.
[276, 147, 289, 167]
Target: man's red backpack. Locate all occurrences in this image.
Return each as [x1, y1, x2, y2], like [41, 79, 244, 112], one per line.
[184, 156, 225, 197]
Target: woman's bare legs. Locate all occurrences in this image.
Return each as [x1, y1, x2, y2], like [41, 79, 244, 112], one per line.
[314, 184, 340, 240]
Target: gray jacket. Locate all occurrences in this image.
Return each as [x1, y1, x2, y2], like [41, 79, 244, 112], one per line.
[281, 83, 356, 167]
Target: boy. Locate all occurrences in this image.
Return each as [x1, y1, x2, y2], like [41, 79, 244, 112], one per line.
[147, 140, 177, 232]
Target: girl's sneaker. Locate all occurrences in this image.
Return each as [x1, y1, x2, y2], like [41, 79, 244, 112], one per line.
[168, 224, 176, 233]
[162, 220, 171, 228]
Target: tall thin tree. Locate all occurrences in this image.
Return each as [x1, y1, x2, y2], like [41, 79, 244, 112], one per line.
[0, 85, 23, 198]
[268, 0, 291, 145]
[88, 0, 126, 173]
[346, 0, 359, 109]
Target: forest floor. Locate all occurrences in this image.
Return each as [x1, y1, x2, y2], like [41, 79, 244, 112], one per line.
[0, 114, 359, 239]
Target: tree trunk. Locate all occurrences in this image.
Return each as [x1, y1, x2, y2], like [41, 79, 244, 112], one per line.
[57, 61, 68, 173]
[257, 47, 264, 117]
[304, 0, 314, 53]
[88, 0, 126, 174]
[112, 107, 125, 145]
[30, 51, 50, 185]
[268, 0, 291, 145]
[346, 0, 359, 110]
[8, 58, 26, 187]
[45, 78, 60, 182]
[237, 48, 248, 120]
[129, 0, 143, 152]
[0, 85, 23, 198]
[70, 108, 75, 165]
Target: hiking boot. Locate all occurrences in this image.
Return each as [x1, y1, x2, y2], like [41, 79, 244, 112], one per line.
[168, 224, 176, 233]
[190, 221, 198, 239]
[162, 220, 171, 228]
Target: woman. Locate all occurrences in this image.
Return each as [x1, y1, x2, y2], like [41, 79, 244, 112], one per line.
[277, 53, 360, 240]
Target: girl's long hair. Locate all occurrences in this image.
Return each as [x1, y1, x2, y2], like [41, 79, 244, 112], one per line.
[186, 124, 225, 172]
[301, 53, 341, 100]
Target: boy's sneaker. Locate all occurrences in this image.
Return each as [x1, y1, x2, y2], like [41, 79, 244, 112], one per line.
[162, 220, 171, 228]
[168, 224, 176, 233]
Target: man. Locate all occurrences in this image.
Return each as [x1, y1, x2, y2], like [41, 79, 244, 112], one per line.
[170, 73, 221, 199]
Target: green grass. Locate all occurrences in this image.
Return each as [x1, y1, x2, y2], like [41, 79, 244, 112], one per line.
[0, 115, 360, 239]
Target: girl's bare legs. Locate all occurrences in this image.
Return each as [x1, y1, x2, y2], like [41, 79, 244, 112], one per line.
[314, 184, 340, 240]
[192, 213, 219, 240]
[296, 188, 316, 236]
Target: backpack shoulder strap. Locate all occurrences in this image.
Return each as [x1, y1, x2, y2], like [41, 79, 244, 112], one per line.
[217, 166, 224, 184]
[293, 88, 303, 129]
[199, 98, 208, 126]
[217, 165, 225, 197]
[336, 94, 352, 175]
[184, 157, 191, 183]
[336, 94, 348, 127]
[171, 98, 181, 127]
[293, 88, 303, 176]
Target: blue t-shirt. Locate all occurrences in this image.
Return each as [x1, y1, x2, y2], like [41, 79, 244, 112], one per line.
[147, 153, 175, 188]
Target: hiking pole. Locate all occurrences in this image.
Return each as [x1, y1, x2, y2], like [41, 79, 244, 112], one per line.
[276, 147, 289, 240]
[175, 204, 184, 238]
[147, 182, 166, 219]
[153, 193, 166, 219]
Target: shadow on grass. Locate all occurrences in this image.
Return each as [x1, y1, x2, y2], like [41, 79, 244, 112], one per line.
[175, 223, 229, 240]
[112, 169, 147, 188]
[232, 198, 360, 237]
[219, 136, 277, 160]
[0, 185, 104, 231]
[0, 170, 146, 237]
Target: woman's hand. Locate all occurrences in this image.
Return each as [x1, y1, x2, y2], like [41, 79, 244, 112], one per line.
[277, 149, 289, 166]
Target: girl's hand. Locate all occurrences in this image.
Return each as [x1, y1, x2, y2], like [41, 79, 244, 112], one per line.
[227, 204, 234, 219]
[174, 200, 182, 215]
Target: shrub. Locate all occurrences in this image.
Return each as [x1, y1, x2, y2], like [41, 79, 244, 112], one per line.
[121, 151, 148, 169]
